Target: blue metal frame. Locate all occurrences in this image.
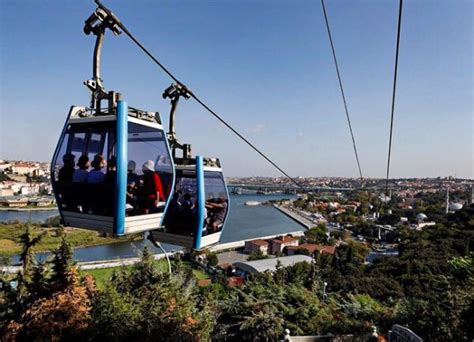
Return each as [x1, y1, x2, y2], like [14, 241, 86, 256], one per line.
[193, 156, 206, 249]
[114, 100, 128, 235]
[50, 106, 75, 225]
[159, 129, 176, 227]
[219, 166, 231, 237]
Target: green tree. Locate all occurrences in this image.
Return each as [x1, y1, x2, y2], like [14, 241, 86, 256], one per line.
[305, 223, 328, 244]
[248, 250, 268, 261]
[92, 247, 215, 341]
[207, 252, 219, 267]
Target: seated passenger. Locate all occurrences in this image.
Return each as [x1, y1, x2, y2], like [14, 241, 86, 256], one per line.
[72, 155, 89, 183]
[104, 157, 116, 184]
[58, 153, 75, 182]
[206, 198, 228, 233]
[181, 193, 194, 211]
[137, 160, 165, 214]
[126, 160, 140, 213]
[127, 160, 140, 185]
[87, 154, 106, 183]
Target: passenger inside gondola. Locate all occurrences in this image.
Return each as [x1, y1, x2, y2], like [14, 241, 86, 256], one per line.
[127, 160, 140, 184]
[163, 188, 197, 235]
[137, 160, 165, 214]
[168, 190, 182, 215]
[105, 157, 116, 184]
[125, 160, 139, 214]
[73, 155, 89, 183]
[58, 153, 75, 182]
[87, 154, 106, 183]
[205, 197, 228, 233]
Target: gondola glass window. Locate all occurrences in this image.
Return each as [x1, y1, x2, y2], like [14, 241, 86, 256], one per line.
[203, 171, 228, 236]
[163, 171, 199, 236]
[126, 122, 173, 216]
[52, 123, 116, 216]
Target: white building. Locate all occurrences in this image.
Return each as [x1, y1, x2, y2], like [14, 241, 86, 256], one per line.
[234, 255, 313, 276]
[0, 162, 12, 172]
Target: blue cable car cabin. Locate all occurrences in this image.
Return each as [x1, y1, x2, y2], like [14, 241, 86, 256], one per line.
[51, 102, 175, 236]
[152, 157, 229, 249]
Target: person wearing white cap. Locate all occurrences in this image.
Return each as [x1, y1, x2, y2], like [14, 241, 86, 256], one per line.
[138, 160, 165, 214]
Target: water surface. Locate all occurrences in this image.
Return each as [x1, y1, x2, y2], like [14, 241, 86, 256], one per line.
[2, 194, 302, 264]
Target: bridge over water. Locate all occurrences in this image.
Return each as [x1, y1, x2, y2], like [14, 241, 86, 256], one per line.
[227, 183, 354, 194]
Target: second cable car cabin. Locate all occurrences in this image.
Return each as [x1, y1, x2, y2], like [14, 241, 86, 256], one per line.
[51, 100, 229, 249]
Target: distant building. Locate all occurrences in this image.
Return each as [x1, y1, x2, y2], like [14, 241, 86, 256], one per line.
[271, 236, 299, 254]
[286, 243, 336, 257]
[29, 197, 55, 207]
[7, 175, 28, 183]
[0, 162, 12, 172]
[0, 197, 29, 208]
[448, 202, 463, 212]
[32, 169, 46, 177]
[234, 255, 313, 277]
[244, 239, 270, 255]
[416, 213, 428, 222]
[12, 163, 39, 175]
[197, 279, 212, 287]
[0, 188, 14, 197]
[415, 222, 436, 230]
[227, 276, 244, 287]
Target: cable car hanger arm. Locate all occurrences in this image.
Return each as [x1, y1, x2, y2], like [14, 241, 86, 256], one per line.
[83, 6, 122, 115]
[93, 0, 307, 192]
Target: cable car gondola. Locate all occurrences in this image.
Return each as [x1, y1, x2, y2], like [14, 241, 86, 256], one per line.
[50, 6, 229, 249]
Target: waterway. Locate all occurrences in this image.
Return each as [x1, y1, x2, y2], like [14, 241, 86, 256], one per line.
[1, 194, 302, 264]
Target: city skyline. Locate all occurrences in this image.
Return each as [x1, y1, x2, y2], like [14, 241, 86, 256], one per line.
[0, 0, 472, 178]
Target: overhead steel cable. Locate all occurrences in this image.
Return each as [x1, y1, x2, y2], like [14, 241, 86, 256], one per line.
[94, 0, 307, 192]
[320, 0, 363, 180]
[385, 0, 403, 197]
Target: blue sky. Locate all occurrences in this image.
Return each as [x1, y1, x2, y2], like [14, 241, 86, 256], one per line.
[0, 0, 472, 178]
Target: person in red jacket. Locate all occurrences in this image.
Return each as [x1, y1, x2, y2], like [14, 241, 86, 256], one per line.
[138, 160, 165, 214]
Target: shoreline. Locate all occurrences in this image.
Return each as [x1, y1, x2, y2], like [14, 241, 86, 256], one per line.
[0, 207, 58, 212]
[0, 237, 141, 257]
[272, 204, 313, 229]
[2, 230, 307, 273]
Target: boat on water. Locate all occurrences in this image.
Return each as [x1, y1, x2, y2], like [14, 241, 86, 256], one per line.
[244, 201, 260, 206]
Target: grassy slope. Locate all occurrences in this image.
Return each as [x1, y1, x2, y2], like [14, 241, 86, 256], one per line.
[81, 260, 211, 290]
[0, 223, 141, 256]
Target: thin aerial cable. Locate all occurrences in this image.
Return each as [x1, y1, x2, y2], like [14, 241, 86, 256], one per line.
[94, 0, 307, 192]
[320, 0, 363, 180]
[385, 0, 403, 196]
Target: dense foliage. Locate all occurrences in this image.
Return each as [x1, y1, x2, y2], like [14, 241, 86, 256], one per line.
[1, 206, 472, 340]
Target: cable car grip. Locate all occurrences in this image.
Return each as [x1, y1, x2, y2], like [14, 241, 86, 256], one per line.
[83, 5, 122, 115]
[162, 83, 192, 160]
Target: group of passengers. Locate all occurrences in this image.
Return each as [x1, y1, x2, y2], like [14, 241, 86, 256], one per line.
[58, 154, 113, 184]
[126, 160, 165, 215]
[58, 153, 165, 215]
[166, 189, 227, 235]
